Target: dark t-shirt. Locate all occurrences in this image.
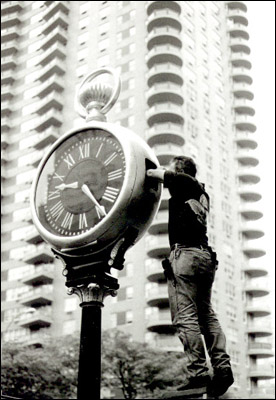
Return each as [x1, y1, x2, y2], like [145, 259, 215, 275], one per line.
[164, 171, 209, 247]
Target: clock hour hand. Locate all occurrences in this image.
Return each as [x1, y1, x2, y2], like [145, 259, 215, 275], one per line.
[81, 184, 107, 217]
[55, 182, 78, 191]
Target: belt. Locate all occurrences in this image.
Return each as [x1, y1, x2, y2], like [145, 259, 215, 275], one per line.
[170, 243, 210, 252]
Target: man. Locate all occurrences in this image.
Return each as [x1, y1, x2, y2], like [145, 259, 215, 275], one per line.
[147, 156, 234, 398]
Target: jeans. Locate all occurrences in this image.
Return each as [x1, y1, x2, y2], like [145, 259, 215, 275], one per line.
[167, 246, 232, 379]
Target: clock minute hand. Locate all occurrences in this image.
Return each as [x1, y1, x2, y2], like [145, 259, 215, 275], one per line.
[55, 182, 78, 191]
[81, 184, 107, 217]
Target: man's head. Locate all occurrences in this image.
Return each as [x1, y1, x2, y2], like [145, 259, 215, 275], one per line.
[169, 156, 197, 177]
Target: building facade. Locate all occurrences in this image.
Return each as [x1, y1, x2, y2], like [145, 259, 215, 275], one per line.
[1, 1, 274, 398]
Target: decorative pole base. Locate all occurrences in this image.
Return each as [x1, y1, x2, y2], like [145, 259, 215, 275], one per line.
[67, 283, 117, 306]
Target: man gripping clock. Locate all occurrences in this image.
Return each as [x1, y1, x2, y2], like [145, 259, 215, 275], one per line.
[147, 156, 234, 398]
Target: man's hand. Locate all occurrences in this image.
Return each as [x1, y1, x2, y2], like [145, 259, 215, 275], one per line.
[147, 168, 166, 182]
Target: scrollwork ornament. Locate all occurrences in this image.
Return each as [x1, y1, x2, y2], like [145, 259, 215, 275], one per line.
[67, 283, 117, 305]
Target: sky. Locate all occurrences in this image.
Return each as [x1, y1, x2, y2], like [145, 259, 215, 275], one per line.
[245, 1, 275, 316]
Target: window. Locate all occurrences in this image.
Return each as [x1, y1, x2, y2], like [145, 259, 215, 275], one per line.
[80, 3, 90, 14]
[99, 7, 110, 20]
[97, 54, 110, 67]
[117, 288, 126, 301]
[79, 17, 90, 30]
[126, 310, 133, 324]
[76, 64, 88, 78]
[78, 47, 88, 61]
[98, 38, 109, 52]
[99, 22, 110, 36]
[78, 32, 89, 45]
[126, 287, 133, 299]
[126, 262, 134, 277]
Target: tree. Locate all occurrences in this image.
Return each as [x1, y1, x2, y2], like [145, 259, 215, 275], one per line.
[101, 329, 185, 399]
[2, 329, 185, 399]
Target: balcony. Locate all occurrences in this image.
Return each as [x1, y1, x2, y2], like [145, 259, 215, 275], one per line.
[147, 333, 181, 352]
[243, 243, 266, 258]
[236, 149, 259, 166]
[231, 53, 251, 69]
[232, 67, 253, 85]
[1, 54, 17, 71]
[228, 8, 248, 26]
[147, 26, 182, 51]
[243, 265, 268, 278]
[147, 44, 183, 69]
[24, 329, 50, 347]
[1, 133, 10, 149]
[248, 342, 273, 358]
[1, 101, 12, 117]
[1, 1, 23, 15]
[25, 226, 43, 244]
[247, 324, 272, 338]
[33, 127, 60, 149]
[1, 26, 20, 42]
[234, 98, 255, 116]
[146, 309, 175, 334]
[147, 102, 184, 127]
[147, 1, 181, 17]
[248, 368, 274, 380]
[226, 1, 247, 12]
[1, 70, 15, 85]
[146, 284, 169, 307]
[18, 308, 52, 329]
[238, 185, 262, 202]
[230, 37, 250, 54]
[147, 82, 183, 107]
[1, 40, 19, 56]
[250, 388, 275, 399]
[41, 26, 67, 51]
[228, 22, 249, 40]
[37, 58, 66, 82]
[240, 222, 264, 240]
[160, 188, 170, 210]
[153, 143, 183, 165]
[148, 209, 168, 235]
[1, 117, 12, 132]
[245, 282, 269, 297]
[36, 74, 64, 98]
[43, 0, 69, 21]
[146, 122, 184, 147]
[237, 167, 260, 184]
[1, 84, 15, 101]
[146, 259, 165, 282]
[19, 285, 53, 307]
[246, 305, 271, 317]
[38, 42, 66, 66]
[239, 203, 263, 220]
[34, 108, 63, 132]
[22, 243, 54, 264]
[235, 132, 257, 149]
[41, 11, 69, 36]
[145, 234, 170, 258]
[148, 63, 183, 87]
[35, 91, 63, 115]
[21, 264, 54, 286]
[1, 12, 22, 29]
[233, 82, 254, 100]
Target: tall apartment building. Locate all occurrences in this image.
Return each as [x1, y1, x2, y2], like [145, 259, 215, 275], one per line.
[1, 1, 274, 398]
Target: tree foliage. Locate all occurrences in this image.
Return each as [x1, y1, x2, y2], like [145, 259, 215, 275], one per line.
[1, 329, 185, 399]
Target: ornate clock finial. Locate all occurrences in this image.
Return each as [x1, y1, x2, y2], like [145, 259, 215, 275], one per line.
[75, 68, 121, 122]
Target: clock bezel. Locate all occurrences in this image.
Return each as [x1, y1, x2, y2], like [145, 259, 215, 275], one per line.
[30, 121, 137, 250]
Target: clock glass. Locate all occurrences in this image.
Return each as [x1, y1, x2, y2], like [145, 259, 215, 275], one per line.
[35, 129, 126, 237]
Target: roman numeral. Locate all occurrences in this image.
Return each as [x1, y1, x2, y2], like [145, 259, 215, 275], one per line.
[64, 154, 75, 169]
[48, 190, 60, 200]
[102, 186, 119, 203]
[79, 143, 90, 159]
[79, 213, 88, 229]
[104, 152, 117, 166]
[61, 212, 74, 229]
[95, 143, 104, 158]
[53, 172, 64, 182]
[50, 201, 64, 221]
[107, 168, 123, 181]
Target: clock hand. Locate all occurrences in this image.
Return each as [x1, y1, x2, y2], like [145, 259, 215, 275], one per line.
[81, 184, 107, 217]
[55, 182, 79, 191]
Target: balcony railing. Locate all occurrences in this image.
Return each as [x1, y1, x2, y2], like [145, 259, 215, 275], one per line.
[147, 26, 182, 50]
[17, 306, 53, 329]
[147, 101, 184, 126]
[22, 264, 54, 286]
[239, 203, 263, 220]
[238, 184, 262, 202]
[145, 234, 170, 258]
[41, 10, 69, 35]
[146, 122, 185, 147]
[33, 127, 60, 149]
[147, 62, 183, 87]
[18, 285, 53, 307]
[34, 108, 63, 132]
[243, 241, 266, 259]
[22, 243, 54, 264]
[147, 43, 183, 68]
[243, 264, 268, 278]
[145, 259, 165, 282]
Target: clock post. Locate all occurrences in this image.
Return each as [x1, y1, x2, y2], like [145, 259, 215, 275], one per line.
[30, 68, 162, 400]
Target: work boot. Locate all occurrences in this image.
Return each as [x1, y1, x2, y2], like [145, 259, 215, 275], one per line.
[176, 375, 211, 396]
[208, 368, 234, 397]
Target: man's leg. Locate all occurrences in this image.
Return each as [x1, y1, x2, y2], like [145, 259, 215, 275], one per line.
[168, 249, 210, 381]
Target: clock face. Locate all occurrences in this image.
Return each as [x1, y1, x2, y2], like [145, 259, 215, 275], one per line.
[35, 129, 126, 237]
